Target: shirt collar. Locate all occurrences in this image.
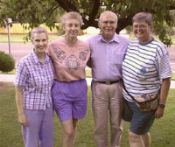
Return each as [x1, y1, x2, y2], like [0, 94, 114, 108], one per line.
[98, 33, 120, 43]
[31, 49, 50, 64]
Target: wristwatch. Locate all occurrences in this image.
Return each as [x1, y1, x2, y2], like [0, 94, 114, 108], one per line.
[159, 104, 165, 109]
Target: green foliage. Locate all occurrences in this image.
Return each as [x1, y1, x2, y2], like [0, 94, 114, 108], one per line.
[0, 34, 61, 43]
[0, 0, 63, 29]
[0, 51, 15, 72]
[0, 0, 175, 45]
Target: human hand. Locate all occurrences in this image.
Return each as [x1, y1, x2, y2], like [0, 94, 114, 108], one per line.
[18, 113, 28, 126]
[154, 107, 164, 118]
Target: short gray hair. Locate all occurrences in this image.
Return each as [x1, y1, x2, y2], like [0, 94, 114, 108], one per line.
[99, 11, 118, 22]
[31, 27, 48, 39]
[132, 12, 153, 27]
[60, 11, 83, 26]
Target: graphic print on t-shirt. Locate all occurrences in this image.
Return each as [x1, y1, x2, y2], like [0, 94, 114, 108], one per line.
[53, 48, 66, 63]
[53, 47, 89, 71]
[79, 50, 89, 61]
[66, 55, 80, 70]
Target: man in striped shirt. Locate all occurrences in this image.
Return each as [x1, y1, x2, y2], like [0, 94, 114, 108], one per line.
[122, 12, 171, 147]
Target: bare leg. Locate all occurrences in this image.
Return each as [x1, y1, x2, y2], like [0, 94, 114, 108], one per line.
[129, 131, 144, 147]
[141, 132, 151, 147]
[62, 119, 78, 147]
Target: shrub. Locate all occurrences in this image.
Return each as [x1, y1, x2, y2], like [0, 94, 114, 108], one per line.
[0, 51, 15, 72]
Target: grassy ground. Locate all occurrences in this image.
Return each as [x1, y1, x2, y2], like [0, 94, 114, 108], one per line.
[0, 69, 16, 74]
[172, 72, 175, 81]
[2, 69, 175, 81]
[0, 82, 175, 147]
[0, 34, 60, 43]
[0, 68, 92, 77]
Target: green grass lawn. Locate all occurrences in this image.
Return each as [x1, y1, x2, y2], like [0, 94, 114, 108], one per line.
[0, 34, 60, 43]
[0, 69, 16, 74]
[0, 69, 90, 77]
[0, 82, 175, 147]
[172, 72, 175, 81]
[0, 34, 27, 43]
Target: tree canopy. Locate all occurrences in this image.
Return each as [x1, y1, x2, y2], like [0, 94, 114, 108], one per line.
[0, 0, 175, 45]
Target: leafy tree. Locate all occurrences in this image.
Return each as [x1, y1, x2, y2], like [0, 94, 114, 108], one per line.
[0, 0, 175, 45]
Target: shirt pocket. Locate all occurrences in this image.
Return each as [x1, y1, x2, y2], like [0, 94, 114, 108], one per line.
[30, 69, 52, 90]
[111, 50, 125, 65]
[137, 60, 156, 81]
[33, 75, 49, 88]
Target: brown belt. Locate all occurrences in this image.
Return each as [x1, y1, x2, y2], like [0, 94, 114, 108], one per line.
[95, 80, 120, 85]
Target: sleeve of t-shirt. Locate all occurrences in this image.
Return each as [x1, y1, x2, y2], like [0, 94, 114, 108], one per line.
[15, 60, 28, 86]
[156, 44, 172, 80]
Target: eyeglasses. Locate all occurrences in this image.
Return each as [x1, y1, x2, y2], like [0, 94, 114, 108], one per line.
[65, 23, 80, 28]
[101, 21, 116, 24]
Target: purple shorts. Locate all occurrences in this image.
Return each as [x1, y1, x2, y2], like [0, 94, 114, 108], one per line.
[51, 79, 87, 122]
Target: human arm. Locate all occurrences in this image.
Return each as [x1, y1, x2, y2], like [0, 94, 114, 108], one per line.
[15, 86, 28, 126]
[86, 37, 92, 68]
[15, 59, 28, 126]
[87, 57, 92, 68]
[154, 43, 172, 118]
[155, 77, 171, 118]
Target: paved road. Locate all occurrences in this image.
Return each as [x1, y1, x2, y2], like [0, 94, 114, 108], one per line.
[0, 43, 175, 87]
[0, 43, 175, 71]
[0, 42, 175, 87]
[0, 43, 32, 65]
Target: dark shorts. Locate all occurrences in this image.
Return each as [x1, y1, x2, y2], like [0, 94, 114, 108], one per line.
[51, 79, 87, 122]
[128, 101, 155, 135]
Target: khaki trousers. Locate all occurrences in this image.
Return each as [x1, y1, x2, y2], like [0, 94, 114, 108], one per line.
[92, 81, 123, 147]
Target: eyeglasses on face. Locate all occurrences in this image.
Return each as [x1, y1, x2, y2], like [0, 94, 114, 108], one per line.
[65, 23, 80, 28]
[101, 21, 116, 24]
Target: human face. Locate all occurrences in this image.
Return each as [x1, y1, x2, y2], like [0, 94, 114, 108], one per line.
[63, 19, 81, 39]
[99, 14, 117, 41]
[32, 33, 48, 54]
[133, 21, 152, 43]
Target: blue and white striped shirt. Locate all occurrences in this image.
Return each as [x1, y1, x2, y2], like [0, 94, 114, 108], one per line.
[15, 51, 54, 110]
[122, 39, 172, 102]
